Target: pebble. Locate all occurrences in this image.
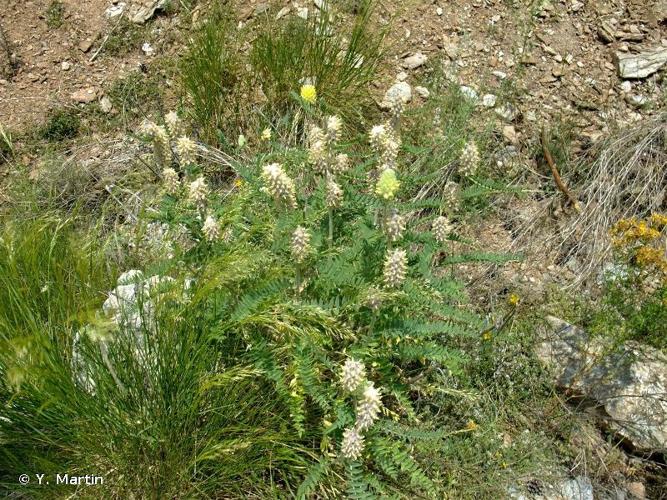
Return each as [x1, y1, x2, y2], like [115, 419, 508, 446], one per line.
[492, 70, 507, 79]
[142, 42, 155, 56]
[78, 39, 93, 53]
[436, 7, 443, 16]
[459, 85, 478, 101]
[396, 71, 408, 82]
[296, 7, 308, 19]
[495, 103, 518, 122]
[99, 96, 113, 113]
[414, 86, 430, 99]
[481, 94, 497, 107]
[402, 52, 428, 70]
[380, 82, 412, 109]
[502, 125, 518, 144]
[61, 61, 71, 71]
[625, 94, 648, 108]
[71, 87, 98, 103]
[105, 2, 126, 18]
[620, 81, 632, 93]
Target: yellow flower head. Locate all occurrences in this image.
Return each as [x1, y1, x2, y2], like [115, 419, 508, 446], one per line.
[508, 293, 520, 307]
[465, 420, 478, 431]
[375, 168, 400, 200]
[300, 84, 317, 105]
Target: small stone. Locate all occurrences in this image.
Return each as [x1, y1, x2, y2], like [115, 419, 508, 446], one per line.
[414, 86, 430, 99]
[396, 71, 408, 82]
[502, 125, 518, 144]
[26, 72, 39, 82]
[142, 42, 154, 56]
[481, 94, 497, 107]
[626, 481, 646, 499]
[276, 6, 290, 19]
[71, 87, 98, 103]
[105, 2, 126, 18]
[495, 104, 518, 122]
[492, 70, 507, 79]
[625, 94, 648, 108]
[402, 52, 428, 70]
[78, 39, 93, 53]
[620, 81, 632, 93]
[313, 0, 324, 9]
[61, 61, 71, 71]
[296, 7, 308, 19]
[436, 7, 443, 15]
[380, 81, 411, 109]
[459, 85, 478, 101]
[99, 96, 113, 113]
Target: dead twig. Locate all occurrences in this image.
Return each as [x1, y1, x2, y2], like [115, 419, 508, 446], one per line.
[541, 127, 581, 213]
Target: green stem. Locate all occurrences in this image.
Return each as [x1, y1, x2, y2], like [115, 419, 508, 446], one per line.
[328, 208, 334, 250]
[295, 265, 302, 293]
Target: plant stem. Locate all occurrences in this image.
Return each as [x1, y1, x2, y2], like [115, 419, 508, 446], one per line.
[328, 208, 333, 249]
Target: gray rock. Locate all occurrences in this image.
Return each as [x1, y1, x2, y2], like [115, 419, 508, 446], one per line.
[481, 93, 497, 107]
[380, 81, 411, 109]
[459, 85, 478, 101]
[105, 2, 126, 18]
[131, 0, 170, 24]
[624, 94, 648, 108]
[537, 316, 667, 453]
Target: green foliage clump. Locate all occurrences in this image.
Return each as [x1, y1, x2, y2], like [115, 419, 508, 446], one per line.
[179, 7, 243, 145]
[251, 0, 384, 127]
[0, 216, 306, 497]
[39, 108, 80, 142]
[46, 1, 65, 29]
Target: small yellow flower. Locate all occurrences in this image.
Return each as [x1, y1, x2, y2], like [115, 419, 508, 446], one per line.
[465, 420, 478, 431]
[234, 178, 244, 188]
[375, 168, 400, 200]
[261, 128, 272, 141]
[508, 293, 520, 307]
[482, 330, 492, 342]
[300, 84, 317, 104]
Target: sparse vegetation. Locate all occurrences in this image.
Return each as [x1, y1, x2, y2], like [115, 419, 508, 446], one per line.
[38, 108, 80, 142]
[45, 1, 65, 29]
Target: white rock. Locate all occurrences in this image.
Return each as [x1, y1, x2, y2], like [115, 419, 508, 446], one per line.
[99, 96, 113, 113]
[131, 0, 170, 24]
[537, 316, 667, 453]
[105, 2, 126, 18]
[61, 61, 71, 71]
[313, 0, 324, 9]
[396, 71, 408, 82]
[459, 85, 478, 101]
[625, 94, 648, 108]
[492, 70, 507, 79]
[620, 80, 632, 93]
[436, 7, 443, 15]
[276, 6, 290, 19]
[142, 42, 155, 56]
[380, 81, 412, 109]
[296, 7, 308, 19]
[402, 52, 428, 70]
[495, 103, 518, 122]
[481, 94, 497, 107]
[414, 86, 430, 99]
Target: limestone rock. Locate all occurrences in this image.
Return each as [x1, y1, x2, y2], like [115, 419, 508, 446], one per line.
[537, 316, 667, 453]
[401, 52, 427, 70]
[380, 81, 411, 109]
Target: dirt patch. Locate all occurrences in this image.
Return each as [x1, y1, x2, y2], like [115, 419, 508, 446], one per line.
[0, 0, 152, 131]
